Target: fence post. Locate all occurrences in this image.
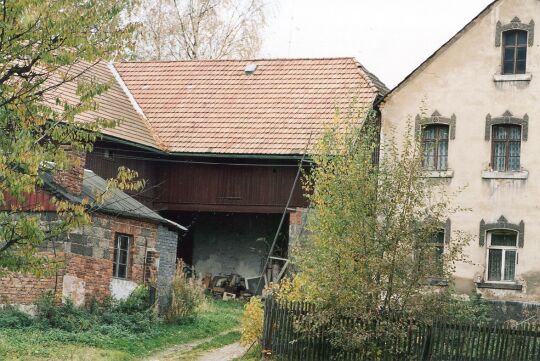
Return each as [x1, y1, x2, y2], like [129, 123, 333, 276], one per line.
[421, 323, 433, 361]
[262, 296, 273, 351]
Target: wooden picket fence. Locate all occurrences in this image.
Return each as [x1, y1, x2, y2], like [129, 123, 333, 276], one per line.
[262, 297, 540, 360]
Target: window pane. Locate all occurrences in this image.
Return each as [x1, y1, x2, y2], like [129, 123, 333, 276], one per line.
[503, 31, 517, 46]
[437, 126, 449, 140]
[119, 250, 128, 265]
[503, 61, 515, 74]
[118, 265, 127, 279]
[509, 126, 521, 140]
[491, 233, 517, 247]
[493, 126, 507, 140]
[438, 140, 448, 170]
[508, 157, 520, 171]
[488, 249, 503, 281]
[509, 143, 520, 170]
[493, 141, 506, 171]
[120, 236, 129, 251]
[504, 250, 517, 281]
[432, 230, 445, 245]
[517, 47, 527, 61]
[113, 262, 118, 278]
[517, 31, 528, 45]
[504, 47, 515, 61]
[516, 60, 526, 74]
[422, 126, 435, 140]
[423, 141, 435, 170]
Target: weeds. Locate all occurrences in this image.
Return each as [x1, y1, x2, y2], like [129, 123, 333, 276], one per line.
[165, 261, 206, 323]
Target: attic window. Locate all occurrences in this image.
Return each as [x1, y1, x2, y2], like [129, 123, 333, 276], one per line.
[244, 63, 257, 74]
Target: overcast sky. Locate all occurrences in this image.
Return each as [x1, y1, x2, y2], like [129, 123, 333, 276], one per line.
[260, 0, 494, 89]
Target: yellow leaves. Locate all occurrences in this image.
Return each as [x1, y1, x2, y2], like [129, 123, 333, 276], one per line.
[268, 276, 307, 302]
[240, 297, 264, 346]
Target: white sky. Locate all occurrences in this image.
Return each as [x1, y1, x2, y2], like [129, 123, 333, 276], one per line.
[261, 0, 494, 89]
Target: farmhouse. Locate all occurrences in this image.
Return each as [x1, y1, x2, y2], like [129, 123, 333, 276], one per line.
[381, 0, 540, 305]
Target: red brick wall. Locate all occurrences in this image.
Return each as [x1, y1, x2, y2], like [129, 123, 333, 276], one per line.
[0, 273, 61, 305]
[0, 215, 160, 305]
[0, 253, 64, 305]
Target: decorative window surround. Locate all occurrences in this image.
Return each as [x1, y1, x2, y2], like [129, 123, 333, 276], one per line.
[493, 73, 532, 82]
[479, 216, 524, 247]
[496, 17, 535, 47]
[485, 111, 529, 141]
[481, 170, 528, 179]
[422, 170, 454, 179]
[415, 111, 456, 140]
[476, 282, 523, 291]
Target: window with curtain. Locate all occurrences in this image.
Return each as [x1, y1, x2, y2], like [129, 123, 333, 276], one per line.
[422, 124, 449, 171]
[113, 234, 131, 279]
[492, 125, 521, 171]
[487, 231, 517, 282]
[502, 30, 528, 74]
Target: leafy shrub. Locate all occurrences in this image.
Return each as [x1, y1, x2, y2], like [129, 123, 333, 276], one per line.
[240, 297, 263, 346]
[446, 292, 491, 323]
[0, 305, 33, 328]
[165, 261, 206, 323]
[32, 286, 156, 334]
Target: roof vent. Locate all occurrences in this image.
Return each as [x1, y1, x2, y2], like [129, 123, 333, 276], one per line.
[244, 63, 257, 74]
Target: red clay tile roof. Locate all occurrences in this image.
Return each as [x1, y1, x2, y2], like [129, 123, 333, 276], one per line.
[43, 61, 160, 149]
[114, 58, 387, 155]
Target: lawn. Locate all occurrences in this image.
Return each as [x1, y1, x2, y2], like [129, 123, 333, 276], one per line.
[0, 299, 243, 361]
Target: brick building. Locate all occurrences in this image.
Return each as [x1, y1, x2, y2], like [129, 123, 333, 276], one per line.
[0, 152, 184, 310]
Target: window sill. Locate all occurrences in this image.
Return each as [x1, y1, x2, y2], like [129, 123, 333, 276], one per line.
[482, 170, 528, 179]
[476, 282, 523, 291]
[422, 170, 454, 178]
[493, 73, 532, 82]
[428, 278, 449, 287]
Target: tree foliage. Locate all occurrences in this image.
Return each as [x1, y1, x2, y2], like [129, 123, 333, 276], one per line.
[0, 0, 137, 274]
[131, 0, 266, 60]
[292, 106, 473, 350]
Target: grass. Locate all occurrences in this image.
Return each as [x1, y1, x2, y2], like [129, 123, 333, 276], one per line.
[192, 330, 241, 351]
[0, 299, 243, 361]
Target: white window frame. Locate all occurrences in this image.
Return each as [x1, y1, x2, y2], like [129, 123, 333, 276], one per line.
[485, 230, 518, 284]
[113, 234, 131, 279]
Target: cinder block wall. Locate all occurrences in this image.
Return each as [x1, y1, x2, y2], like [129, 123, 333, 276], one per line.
[156, 224, 179, 313]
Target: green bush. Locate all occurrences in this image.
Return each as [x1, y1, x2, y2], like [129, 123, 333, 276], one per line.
[29, 285, 156, 334]
[0, 305, 33, 328]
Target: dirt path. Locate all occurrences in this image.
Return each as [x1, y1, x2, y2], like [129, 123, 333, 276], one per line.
[145, 330, 246, 361]
[196, 342, 248, 361]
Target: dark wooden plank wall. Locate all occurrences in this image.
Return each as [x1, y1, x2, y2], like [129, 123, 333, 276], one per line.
[86, 141, 308, 213]
[154, 162, 307, 213]
[85, 143, 158, 207]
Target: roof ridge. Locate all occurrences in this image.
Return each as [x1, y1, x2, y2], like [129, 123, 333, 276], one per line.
[352, 59, 389, 96]
[107, 62, 168, 151]
[116, 56, 357, 64]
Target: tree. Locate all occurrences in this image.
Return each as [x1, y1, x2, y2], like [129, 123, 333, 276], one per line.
[131, 0, 266, 60]
[289, 107, 473, 351]
[0, 0, 138, 275]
